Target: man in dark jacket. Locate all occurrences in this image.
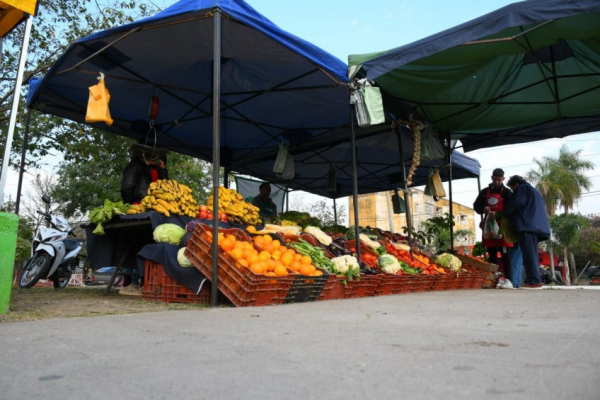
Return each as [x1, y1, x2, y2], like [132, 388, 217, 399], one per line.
[504, 175, 551, 289]
[120, 153, 168, 204]
[473, 168, 513, 281]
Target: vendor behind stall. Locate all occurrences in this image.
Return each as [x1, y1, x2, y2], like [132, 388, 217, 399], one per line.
[121, 144, 169, 204]
[251, 182, 278, 223]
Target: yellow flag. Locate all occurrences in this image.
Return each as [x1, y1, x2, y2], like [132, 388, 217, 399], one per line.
[0, 1, 39, 37]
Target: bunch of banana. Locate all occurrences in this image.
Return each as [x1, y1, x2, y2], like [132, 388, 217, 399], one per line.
[126, 179, 198, 218]
[206, 186, 262, 225]
[127, 204, 147, 215]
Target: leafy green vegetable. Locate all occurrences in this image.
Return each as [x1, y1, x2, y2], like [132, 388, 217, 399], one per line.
[88, 199, 131, 235]
[288, 238, 334, 272]
[153, 224, 186, 245]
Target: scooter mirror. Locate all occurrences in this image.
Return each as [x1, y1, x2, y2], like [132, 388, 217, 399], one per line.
[42, 195, 51, 204]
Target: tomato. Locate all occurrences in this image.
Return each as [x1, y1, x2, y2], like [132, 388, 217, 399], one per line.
[199, 210, 208, 219]
[207, 212, 214, 220]
[350, 247, 357, 253]
[199, 205, 208, 212]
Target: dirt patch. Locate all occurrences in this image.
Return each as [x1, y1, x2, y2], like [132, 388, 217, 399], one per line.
[0, 286, 214, 323]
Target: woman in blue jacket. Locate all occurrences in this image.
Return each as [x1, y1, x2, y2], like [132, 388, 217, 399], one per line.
[503, 176, 551, 289]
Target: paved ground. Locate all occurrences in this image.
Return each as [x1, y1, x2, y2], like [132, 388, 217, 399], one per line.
[1, 289, 599, 400]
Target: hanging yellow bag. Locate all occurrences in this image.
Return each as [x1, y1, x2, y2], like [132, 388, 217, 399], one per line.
[429, 169, 446, 198]
[85, 73, 113, 126]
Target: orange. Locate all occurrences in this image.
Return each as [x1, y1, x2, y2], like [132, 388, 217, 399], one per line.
[246, 225, 257, 233]
[281, 252, 293, 266]
[294, 253, 303, 262]
[271, 250, 282, 261]
[263, 243, 275, 254]
[259, 260, 268, 272]
[298, 265, 314, 276]
[263, 235, 273, 243]
[249, 262, 264, 274]
[274, 265, 288, 277]
[234, 241, 245, 250]
[247, 253, 260, 265]
[264, 271, 277, 277]
[225, 234, 236, 242]
[220, 239, 234, 252]
[300, 255, 312, 265]
[259, 251, 271, 261]
[272, 240, 281, 250]
[230, 248, 243, 260]
[289, 260, 302, 272]
[238, 259, 249, 268]
[312, 270, 323, 276]
[266, 259, 276, 271]
[254, 236, 265, 247]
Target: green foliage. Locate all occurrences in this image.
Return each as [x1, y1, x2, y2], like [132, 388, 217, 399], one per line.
[572, 214, 600, 266]
[472, 241, 485, 257]
[403, 213, 472, 253]
[168, 154, 212, 205]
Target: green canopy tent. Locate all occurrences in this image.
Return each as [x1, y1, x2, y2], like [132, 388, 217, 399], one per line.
[348, 0, 600, 152]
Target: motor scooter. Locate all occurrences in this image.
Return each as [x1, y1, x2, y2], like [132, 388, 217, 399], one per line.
[587, 266, 600, 285]
[19, 196, 84, 289]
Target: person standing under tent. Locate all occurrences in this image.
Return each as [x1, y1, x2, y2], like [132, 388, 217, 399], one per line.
[251, 182, 278, 223]
[473, 168, 514, 287]
[504, 175, 551, 289]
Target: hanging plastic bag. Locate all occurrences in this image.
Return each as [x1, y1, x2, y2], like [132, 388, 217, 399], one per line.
[484, 214, 502, 240]
[362, 81, 385, 125]
[276, 153, 295, 180]
[85, 73, 113, 126]
[273, 143, 288, 174]
[429, 169, 446, 198]
[420, 125, 445, 161]
[350, 90, 369, 127]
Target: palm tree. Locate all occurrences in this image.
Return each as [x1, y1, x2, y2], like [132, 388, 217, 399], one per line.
[527, 145, 594, 284]
[527, 158, 563, 280]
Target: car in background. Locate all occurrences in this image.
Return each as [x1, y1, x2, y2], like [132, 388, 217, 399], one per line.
[85, 267, 123, 286]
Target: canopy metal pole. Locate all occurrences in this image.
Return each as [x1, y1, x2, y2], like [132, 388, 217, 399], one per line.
[286, 188, 289, 212]
[396, 128, 413, 255]
[333, 198, 338, 225]
[0, 16, 33, 209]
[15, 108, 32, 215]
[350, 104, 361, 262]
[386, 191, 394, 233]
[210, 10, 222, 307]
[447, 133, 455, 252]
[477, 176, 486, 261]
[223, 167, 229, 189]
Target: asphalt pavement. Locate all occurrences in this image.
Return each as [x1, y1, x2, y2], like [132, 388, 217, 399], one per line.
[1, 288, 599, 400]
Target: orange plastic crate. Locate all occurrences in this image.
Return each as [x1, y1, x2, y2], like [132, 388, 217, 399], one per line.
[375, 273, 414, 296]
[184, 224, 295, 307]
[143, 261, 210, 304]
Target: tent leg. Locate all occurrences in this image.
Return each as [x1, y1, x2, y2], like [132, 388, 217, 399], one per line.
[15, 108, 32, 215]
[477, 176, 486, 262]
[0, 16, 33, 209]
[286, 188, 289, 213]
[211, 10, 222, 307]
[386, 191, 394, 233]
[350, 105, 361, 262]
[447, 133, 454, 252]
[396, 127, 413, 256]
[223, 167, 229, 189]
[333, 198, 337, 226]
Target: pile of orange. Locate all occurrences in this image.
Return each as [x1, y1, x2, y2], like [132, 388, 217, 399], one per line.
[252, 234, 323, 277]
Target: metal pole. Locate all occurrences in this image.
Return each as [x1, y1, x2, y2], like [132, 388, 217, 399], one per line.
[447, 133, 454, 252]
[386, 191, 394, 233]
[15, 108, 32, 215]
[286, 188, 289, 212]
[210, 10, 222, 307]
[333, 198, 338, 226]
[477, 176, 486, 261]
[396, 128, 413, 255]
[350, 104, 361, 262]
[223, 167, 229, 189]
[0, 16, 33, 209]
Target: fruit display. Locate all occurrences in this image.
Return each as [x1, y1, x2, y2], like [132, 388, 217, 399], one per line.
[206, 186, 261, 225]
[127, 179, 197, 217]
[197, 205, 228, 222]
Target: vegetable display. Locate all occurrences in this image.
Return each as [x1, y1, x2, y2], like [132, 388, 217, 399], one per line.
[287, 238, 334, 272]
[304, 226, 332, 246]
[277, 211, 320, 229]
[331, 255, 361, 280]
[88, 199, 130, 235]
[377, 254, 402, 275]
[436, 253, 462, 272]
[153, 223, 186, 245]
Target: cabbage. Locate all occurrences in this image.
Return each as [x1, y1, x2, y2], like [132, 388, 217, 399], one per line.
[153, 223, 185, 245]
[177, 247, 193, 267]
[378, 254, 401, 274]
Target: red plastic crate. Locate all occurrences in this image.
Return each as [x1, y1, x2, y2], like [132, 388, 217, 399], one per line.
[406, 275, 436, 292]
[184, 224, 295, 307]
[431, 273, 462, 291]
[375, 273, 414, 296]
[318, 274, 359, 300]
[143, 261, 211, 304]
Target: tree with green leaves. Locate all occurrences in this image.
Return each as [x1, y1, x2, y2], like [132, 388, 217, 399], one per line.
[527, 145, 594, 284]
[571, 214, 600, 275]
[549, 213, 588, 284]
[405, 213, 472, 254]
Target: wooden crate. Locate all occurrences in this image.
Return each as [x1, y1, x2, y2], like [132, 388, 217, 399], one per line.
[450, 251, 499, 273]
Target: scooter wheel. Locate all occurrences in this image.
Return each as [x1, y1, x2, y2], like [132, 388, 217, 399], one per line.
[19, 253, 52, 288]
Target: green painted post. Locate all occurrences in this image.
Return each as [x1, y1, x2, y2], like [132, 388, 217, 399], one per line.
[0, 212, 19, 315]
